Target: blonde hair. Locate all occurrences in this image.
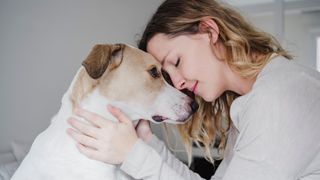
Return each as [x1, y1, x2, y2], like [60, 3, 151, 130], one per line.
[138, 0, 292, 165]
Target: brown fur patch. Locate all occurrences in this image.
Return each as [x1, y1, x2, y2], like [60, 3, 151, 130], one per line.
[70, 44, 125, 111]
[82, 44, 124, 79]
[70, 44, 165, 111]
[97, 46, 164, 105]
[70, 67, 98, 111]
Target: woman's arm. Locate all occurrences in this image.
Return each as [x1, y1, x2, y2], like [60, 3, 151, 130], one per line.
[132, 121, 238, 180]
[135, 119, 205, 178]
[120, 138, 205, 180]
[68, 107, 205, 179]
[210, 125, 238, 180]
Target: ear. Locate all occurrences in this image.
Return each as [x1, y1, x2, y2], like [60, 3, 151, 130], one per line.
[198, 18, 219, 44]
[82, 44, 125, 79]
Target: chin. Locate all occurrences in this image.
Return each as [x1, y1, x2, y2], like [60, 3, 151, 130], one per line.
[202, 94, 215, 102]
[201, 92, 220, 102]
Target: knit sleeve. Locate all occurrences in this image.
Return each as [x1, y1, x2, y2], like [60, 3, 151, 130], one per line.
[120, 138, 205, 180]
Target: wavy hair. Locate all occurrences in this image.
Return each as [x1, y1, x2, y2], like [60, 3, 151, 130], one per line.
[138, 0, 292, 165]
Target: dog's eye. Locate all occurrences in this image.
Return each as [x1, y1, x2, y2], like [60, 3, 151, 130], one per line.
[148, 67, 160, 79]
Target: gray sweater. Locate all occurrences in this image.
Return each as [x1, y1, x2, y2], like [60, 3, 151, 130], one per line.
[120, 56, 320, 180]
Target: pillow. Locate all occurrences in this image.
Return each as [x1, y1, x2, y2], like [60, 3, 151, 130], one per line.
[10, 140, 31, 163]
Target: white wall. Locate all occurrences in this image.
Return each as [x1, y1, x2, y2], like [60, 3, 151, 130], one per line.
[0, 0, 163, 152]
[244, 11, 320, 69]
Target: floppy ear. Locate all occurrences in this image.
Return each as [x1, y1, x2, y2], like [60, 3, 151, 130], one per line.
[82, 44, 124, 79]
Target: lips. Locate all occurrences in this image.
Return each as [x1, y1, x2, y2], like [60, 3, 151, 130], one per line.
[192, 81, 198, 93]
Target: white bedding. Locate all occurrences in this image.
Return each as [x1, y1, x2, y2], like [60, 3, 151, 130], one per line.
[0, 140, 31, 180]
[0, 160, 19, 180]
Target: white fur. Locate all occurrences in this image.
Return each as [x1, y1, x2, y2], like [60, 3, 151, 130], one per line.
[11, 68, 133, 180]
[11, 66, 193, 180]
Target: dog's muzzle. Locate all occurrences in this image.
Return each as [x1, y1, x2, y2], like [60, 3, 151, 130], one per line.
[152, 100, 199, 123]
[190, 100, 199, 113]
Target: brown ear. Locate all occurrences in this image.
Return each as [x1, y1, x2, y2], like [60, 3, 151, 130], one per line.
[82, 44, 124, 79]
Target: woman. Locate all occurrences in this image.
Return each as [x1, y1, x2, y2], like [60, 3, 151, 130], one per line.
[67, 0, 320, 179]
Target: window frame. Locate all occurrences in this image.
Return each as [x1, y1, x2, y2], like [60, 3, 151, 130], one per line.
[317, 36, 320, 72]
[310, 28, 320, 72]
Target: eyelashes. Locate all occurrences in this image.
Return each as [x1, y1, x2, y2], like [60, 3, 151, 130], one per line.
[175, 58, 180, 67]
[161, 68, 173, 86]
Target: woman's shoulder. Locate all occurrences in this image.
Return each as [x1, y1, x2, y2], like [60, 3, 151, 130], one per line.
[254, 56, 320, 93]
[231, 56, 320, 129]
[250, 55, 320, 107]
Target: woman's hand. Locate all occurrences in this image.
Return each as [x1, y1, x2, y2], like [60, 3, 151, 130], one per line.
[66, 105, 138, 165]
[135, 119, 153, 143]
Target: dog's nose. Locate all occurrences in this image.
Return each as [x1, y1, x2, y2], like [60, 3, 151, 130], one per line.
[190, 101, 199, 113]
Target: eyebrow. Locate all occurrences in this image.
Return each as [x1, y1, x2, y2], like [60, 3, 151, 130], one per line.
[161, 51, 170, 66]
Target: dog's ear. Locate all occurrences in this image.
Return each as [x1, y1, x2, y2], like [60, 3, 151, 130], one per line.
[82, 44, 124, 79]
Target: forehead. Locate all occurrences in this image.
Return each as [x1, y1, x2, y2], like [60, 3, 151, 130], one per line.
[147, 33, 194, 64]
[146, 34, 175, 64]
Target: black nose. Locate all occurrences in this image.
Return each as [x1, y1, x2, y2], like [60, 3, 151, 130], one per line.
[190, 101, 199, 113]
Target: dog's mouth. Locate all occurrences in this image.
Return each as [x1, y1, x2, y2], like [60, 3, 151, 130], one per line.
[151, 115, 192, 123]
[152, 115, 168, 123]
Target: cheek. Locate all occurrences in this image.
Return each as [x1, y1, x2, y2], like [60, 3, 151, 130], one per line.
[138, 78, 164, 101]
[180, 58, 201, 80]
[188, 50, 212, 77]
[209, 78, 226, 99]
[199, 68, 225, 100]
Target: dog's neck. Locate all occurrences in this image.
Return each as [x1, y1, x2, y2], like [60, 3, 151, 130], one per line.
[77, 89, 143, 123]
[54, 69, 143, 126]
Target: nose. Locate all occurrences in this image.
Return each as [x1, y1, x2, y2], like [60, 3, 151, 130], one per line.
[190, 101, 199, 113]
[171, 75, 186, 90]
[175, 80, 186, 90]
[164, 68, 186, 90]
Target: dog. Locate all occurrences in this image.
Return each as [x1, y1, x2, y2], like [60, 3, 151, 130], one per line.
[11, 44, 198, 180]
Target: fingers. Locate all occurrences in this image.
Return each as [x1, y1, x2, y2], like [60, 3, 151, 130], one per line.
[107, 105, 131, 124]
[136, 119, 151, 130]
[135, 119, 153, 142]
[67, 128, 99, 149]
[67, 106, 138, 164]
[76, 143, 103, 161]
[68, 117, 99, 138]
[75, 108, 112, 128]
[138, 119, 150, 126]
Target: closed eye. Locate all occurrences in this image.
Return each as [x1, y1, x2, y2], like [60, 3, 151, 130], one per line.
[161, 68, 173, 86]
[148, 66, 160, 79]
[175, 58, 180, 67]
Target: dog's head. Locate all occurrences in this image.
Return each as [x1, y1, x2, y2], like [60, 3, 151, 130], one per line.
[72, 44, 198, 124]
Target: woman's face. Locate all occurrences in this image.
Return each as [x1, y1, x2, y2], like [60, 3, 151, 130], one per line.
[147, 33, 228, 102]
